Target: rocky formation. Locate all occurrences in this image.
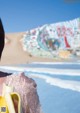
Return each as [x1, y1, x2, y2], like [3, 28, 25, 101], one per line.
[21, 18, 80, 59]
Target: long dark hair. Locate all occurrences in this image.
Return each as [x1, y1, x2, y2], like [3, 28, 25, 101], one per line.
[0, 19, 12, 76]
[0, 71, 12, 77]
[0, 18, 5, 59]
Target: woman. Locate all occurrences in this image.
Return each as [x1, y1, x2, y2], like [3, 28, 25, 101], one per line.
[0, 19, 42, 113]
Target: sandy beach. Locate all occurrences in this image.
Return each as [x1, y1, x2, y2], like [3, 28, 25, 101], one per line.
[0, 32, 56, 65]
[0, 31, 79, 66]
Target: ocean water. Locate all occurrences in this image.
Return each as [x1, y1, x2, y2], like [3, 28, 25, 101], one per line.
[33, 78, 80, 113]
[0, 62, 80, 113]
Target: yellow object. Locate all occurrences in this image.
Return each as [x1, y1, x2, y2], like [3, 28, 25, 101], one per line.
[0, 96, 8, 113]
[59, 50, 71, 58]
[0, 84, 22, 113]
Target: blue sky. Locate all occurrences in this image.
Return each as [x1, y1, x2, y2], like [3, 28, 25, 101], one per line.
[0, 0, 80, 33]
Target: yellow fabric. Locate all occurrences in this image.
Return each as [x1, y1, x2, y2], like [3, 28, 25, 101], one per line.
[4, 93, 16, 113]
[11, 93, 21, 113]
[0, 83, 22, 113]
[0, 96, 8, 113]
